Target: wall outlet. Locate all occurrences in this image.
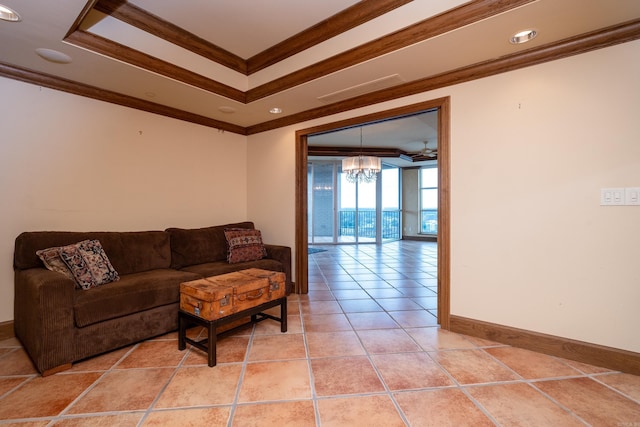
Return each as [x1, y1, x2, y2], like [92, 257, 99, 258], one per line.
[601, 188, 625, 206]
[625, 187, 640, 205]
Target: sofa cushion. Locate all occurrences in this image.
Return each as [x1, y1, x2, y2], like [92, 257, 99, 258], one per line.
[58, 240, 120, 290]
[14, 231, 172, 275]
[224, 228, 267, 263]
[166, 222, 255, 269]
[74, 269, 200, 328]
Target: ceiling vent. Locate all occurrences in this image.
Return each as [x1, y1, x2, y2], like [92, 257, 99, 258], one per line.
[317, 74, 404, 103]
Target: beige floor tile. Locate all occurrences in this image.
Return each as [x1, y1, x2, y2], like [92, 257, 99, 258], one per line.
[562, 358, 618, 374]
[376, 298, 424, 311]
[300, 300, 343, 315]
[485, 346, 583, 379]
[331, 289, 371, 300]
[317, 395, 405, 427]
[155, 364, 242, 407]
[253, 313, 302, 335]
[405, 327, 477, 350]
[388, 310, 438, 327]
[51, 413, 143, 426]
[326, 281, 362, 290]
[394, 388, 494, 427]
[356, 329, 421, 354]
[0, 377, 30, 396]
[0, 422, 48, 427]
[432, 349, 520, 384]
[66, 368, 173, 414]
[66, 347, 132, 373]
[461, 334, 504, 347]
[306, 331, 366, 358]
[311, 356, 385, 396]
[303, 313, 352, 333]
[304, 290, 336, 301]
[116, 340, 186, 369]
[142, 407, 231, 426]
[371, 352, 453, 390]
[238, 360, 311, 403]
[346, 311, 399, 329]
[0, 373, 101, 419]
[0, 338, 22, 347]
[232, 400, 316, 426]
[468, 382, 585, 426]
[596, 372, 640, 401]
[337, 298, 383, 313]
[184, 335, 249, 365]
[0, 348, 38, 376]
[534, 377, 640, 426]
[248, 334, 306, 361]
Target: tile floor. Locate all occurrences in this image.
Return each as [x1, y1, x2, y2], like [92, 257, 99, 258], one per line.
[1, 241, 639, 426]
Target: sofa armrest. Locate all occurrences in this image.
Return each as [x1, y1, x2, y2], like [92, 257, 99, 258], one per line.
[263, 244, 292, 293]
[14, 268, 76, 374]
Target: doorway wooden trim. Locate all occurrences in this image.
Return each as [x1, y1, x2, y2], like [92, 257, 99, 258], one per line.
[295, 96, 451, 329]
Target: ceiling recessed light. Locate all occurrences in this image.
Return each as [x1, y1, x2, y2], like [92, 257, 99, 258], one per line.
[35, 48, 72, 64]
[269, 107, 283, 114]
[0, 4, 21, 21]
[510, 29, 537, 44]
[218, 106, 236, 114]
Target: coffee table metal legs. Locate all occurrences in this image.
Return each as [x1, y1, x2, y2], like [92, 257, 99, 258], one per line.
[178, 297, 287, 367]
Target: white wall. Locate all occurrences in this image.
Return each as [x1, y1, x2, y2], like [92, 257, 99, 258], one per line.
[248, 40, 640, 353]
[2, 40, 638, 354]
[0, 80, 248, 322]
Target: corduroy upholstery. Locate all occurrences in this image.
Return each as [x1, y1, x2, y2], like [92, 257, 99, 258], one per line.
[13, 223, 291, 375]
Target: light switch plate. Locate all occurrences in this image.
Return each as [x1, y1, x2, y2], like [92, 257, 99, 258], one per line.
[625, 187, 640, 205]
[601, 188, 625, 205]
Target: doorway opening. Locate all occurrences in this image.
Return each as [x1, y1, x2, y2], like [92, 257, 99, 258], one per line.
[295, 97, 450, 328]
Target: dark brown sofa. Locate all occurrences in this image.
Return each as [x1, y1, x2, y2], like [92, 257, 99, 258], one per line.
[13, 221, 291, 375]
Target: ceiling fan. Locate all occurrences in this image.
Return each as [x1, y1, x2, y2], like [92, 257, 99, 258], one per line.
[410, 141, 437, 158]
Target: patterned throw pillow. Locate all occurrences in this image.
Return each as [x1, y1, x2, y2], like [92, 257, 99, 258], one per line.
[36, 247, 75, 281]
[58, 240, 120, 290]
[224, 228, 267, 264]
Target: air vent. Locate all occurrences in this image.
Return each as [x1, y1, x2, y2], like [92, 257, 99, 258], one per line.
[317, 74, 404, 103]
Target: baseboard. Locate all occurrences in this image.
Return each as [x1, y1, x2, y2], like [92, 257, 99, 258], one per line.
[0, 320, 14, 341]
[402, 235, 437, 242]
[450, 315, 640, 376]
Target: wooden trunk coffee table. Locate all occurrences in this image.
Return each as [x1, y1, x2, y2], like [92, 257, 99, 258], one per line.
[178, 269, 287, 367]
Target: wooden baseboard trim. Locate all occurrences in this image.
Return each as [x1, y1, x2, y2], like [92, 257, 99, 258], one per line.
[450, 315, 640, 376]
[0, 320, 15, 341]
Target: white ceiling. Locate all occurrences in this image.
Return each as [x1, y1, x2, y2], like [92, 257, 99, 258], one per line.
[1, 0, 639, 159]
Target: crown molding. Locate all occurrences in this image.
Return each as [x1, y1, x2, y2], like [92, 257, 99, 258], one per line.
[2, 19, 638, 136]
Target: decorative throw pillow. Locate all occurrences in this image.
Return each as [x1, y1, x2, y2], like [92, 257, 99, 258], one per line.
[58, 239, 120, 290]
[36, 247, 75, 281]
[224, 228, 267, 264]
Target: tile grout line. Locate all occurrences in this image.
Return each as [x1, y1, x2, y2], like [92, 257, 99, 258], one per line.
[298, 299, 323, 427]
[226, 320, 257, 426]
[137, 334, 195, 427]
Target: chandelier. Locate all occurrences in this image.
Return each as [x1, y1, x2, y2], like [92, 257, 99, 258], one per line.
[341, 127, 381, 183]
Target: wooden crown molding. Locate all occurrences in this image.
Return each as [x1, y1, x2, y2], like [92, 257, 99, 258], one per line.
[93, 0, 248, 74]
[64, 30, 246, 103]
[0, 61, 246, 135]
[70, 0, 533, 103]
[246, 18, 640, 134]
[3, 17, 638, 136]
[246, 0, 535, 102]
[92, 0, 411, 76]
